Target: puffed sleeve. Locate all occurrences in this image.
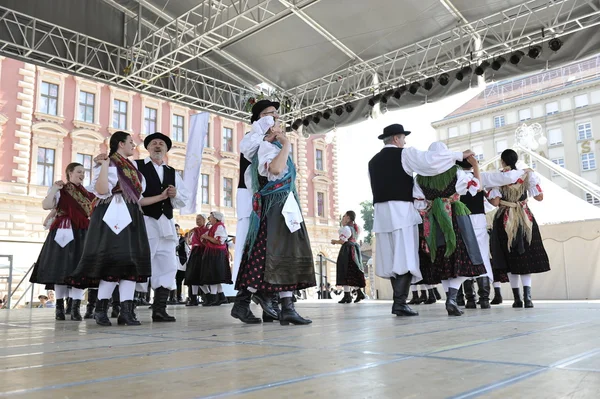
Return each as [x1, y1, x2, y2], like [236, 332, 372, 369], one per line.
[339, 226, 352, 242]
[90, 165, 119, 199]
[480, 170, 525, 188]
[527, 171, 543, 197]
[215, 225, 228, 245]
[257, 141, 289, 181]
[455, 169, 480, 196]
[413, 177, 429, 211]
[402, 147, 463, 176]
[487, 187, 502, 199]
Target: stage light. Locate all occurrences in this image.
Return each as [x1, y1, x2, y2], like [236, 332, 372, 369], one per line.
[548, 38, 563, 52]
[335, 106, 344, 116]
[423, 77, 435, 91]
[475, 60, 490, 76]
[455, 66, 472, 82]
[292, 119, 301, 130]
[368, 96, 378, 107]
[312, 112, 322, 124]
[491, 56, 506, 71]
[509, 50, 525, 65]
[302, 118, 310, 127]
[381, 90, 393, 104]
[409, 82, 420, 95]
[438, 73, 450, 86]
[528, 45, 542, 59]
[344, 103, 353, 113]
[323, 109, 332, 120]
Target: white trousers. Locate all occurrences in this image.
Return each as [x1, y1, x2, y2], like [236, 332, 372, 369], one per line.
[474, 226, 493, 282]
[233, 216, 250, 283]
[375, 225, 422, 283]
[136, 236, 177, 292]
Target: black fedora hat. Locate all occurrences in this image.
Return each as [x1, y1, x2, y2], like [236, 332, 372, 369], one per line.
[378, 124, 411, 140]
[144, 132, 172, 151]
[250, 99, 280, 123]
[456, 158, 473, 169]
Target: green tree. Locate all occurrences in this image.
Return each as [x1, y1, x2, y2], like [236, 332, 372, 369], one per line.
[359, 200, 374, 244]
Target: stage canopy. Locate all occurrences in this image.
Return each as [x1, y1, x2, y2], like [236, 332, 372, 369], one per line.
[1, 0, 599, 132]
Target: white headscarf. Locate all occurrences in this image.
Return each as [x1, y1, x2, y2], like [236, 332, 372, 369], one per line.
[428, 141, 448, 152]
[211, 211, 224, 222]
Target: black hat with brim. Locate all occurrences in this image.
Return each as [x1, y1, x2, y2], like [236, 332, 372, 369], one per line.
[144, 132, 172, 151]
[378, 123, 411, 140]
[456, 159, 473, 169]
[251, 99, 280, 123]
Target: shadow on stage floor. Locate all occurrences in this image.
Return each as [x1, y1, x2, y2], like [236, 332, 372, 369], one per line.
[1, 300, 599, 398]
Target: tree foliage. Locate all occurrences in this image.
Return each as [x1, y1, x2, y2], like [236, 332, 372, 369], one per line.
[359, 200, 374, 243]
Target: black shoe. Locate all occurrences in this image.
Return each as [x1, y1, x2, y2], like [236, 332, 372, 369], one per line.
[231, 289, 262, 324]
[512, 288, 524, 308]
[338, 292, 352, 304]
[202, 293, 217, 306]
[152, 287, 176, 322]
[433, 287, 442, 300]
[490, 287, 503, 305]
[70, 299, 82, 321]
[213, 292, 228, 306]
[464, 280, 477, 309]
[354, 289, 365, 303]
[407, 291, 419, 305]
[251, 291, 278, 319]
[523, 286, 534, 308]
[55, 298, 66, 321]
[391, 274, 419, 316]
[446, 287, 463, 316]
[456, 285, 465, 307]
[65, 297, 73, 314]
[94, 299, 112, 326]
[186, 295, 199, 306]
[263, 293, 281, 322]
[279, 297, 311, 325]
[477, 277, 491, 309]
[118, 301, 141, 326]
[424, 289, 437, 304]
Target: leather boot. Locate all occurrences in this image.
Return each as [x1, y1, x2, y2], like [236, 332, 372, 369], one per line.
[199, 292, 207, 305]
[213, 292, 228, 306]
[84, 289, 97, 319]
[490, 286, 503, 305]
[446, 287, 463, 316]
[110, 303, 120, 318]
[338, 292, 352, 304]
[55, 298, 66, 320]
[70, 299, 82, 321]
[464, 280, 477, 309]
[424, 289, 437, 304]
[167, 290, 177, 305]
[202, 293, 216, 306]
[477, 277, 491, 309]
[512, 288, 524, 308]
[279, 296, 311, 325]
[118, 300, 141, 326]
[251, 291, 278, 319]
[456, 285, 465, 306]
[263, 293, 281, 322]
[523, 286, 534, 308]
[419, 289, 428, 304]
[186, 295, 199, 306]
[433, 287, 442, 300]
[407, 290, 420, 305]
[231, 289, 261, 324]
[391, 274, 418, 316]
[354, 289, 365, 303]
[65, 297, 73, 314]
[94, 299, 112, 326]
[152, 287, 176, 322]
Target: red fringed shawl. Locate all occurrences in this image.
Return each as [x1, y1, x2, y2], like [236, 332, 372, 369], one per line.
[50, 182, 95, 230]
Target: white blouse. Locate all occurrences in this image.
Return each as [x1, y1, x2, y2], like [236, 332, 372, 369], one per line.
[487, 170, 542, 199]
[90, 165, 146, 200]
[257, 140, 290, 181]
[338, 226, 352, 242]
[413, 169, 481, 210]
[214, 224, 228, 245]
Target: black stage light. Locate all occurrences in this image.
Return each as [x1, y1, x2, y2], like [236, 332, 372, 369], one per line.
[438, 73, 450, 86]
[548, 38, 563, 52]
[475, 60, 490, 76]
[409, 82, 421, 94]
[368, 96, 378, 107]
[312, 112, 322, 124]
[423, 77, 435, 91]
[323, 109, 332, 119]
[528, 45, 542, 59]
[344, 103, 353, 113]
[509, 50, 525, 64]
[302, 118, 310, 127]
[292, 119, 301, 130]
[491, 56, 506, 71]
[455, 66, 472, 81]
[335, 106, 344, 116]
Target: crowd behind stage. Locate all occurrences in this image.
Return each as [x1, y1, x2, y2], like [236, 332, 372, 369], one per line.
[24, 100, 550, 324]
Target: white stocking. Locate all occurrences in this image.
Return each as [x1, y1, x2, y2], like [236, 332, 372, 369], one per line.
[447, 277, 467, 290]
[118, 280, 136, 301]
[210, 284, 219, 294]
[520, 274, 532, 287]
[279, 291, 293, 298]
[54, 284, 69, 299]
[508, 273, 521, 289]
[191, 286, 199, 295]
[441, 280, 449, 293]
[343, 286, 351, 292]
[493, 281, 502, 288]
[70, 288, 85, 300]
[216, 284, 223, 293]
[98, 281, 118, 300]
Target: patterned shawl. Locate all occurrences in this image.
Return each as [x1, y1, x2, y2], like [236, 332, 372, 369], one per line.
[109, 152, 144, 202]
[52, 182, 95, 230]
[498, 172, 533, 251]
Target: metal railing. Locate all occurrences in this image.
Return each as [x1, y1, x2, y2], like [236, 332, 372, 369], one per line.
[0, 255, 13, 309]
[0, 257, 36, 309]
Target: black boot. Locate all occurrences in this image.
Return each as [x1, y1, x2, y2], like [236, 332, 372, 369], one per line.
[84, 289, 97, 319]
[456, 285, 465, 306]
[391, 274, 419, 316]
[338, 292, 352, 304]
[424, 289, 437, 304]
[407, 290, 420, 305]
[65, 297, 73, 314]
[94, 299, 112, 326]
[202, 293, 216, 306]
[490, 286, 503, 305]
[433, 287, 442, 300]
[199, 292, 208, 305]
[279, 296, 311, 325]
[512, 288, 524, 308]
[55, 298, 66, 320]
[477, 277, 491, 309]
[251, 291, 278, 319]
[152, 287, 176, 322]
[110, 303, 120, 318]
[231, 289, 261, 324]
[446, 287, 463, 316]
[213, 292, 228, 306]
[523, 286, 534, 308]
[186, 294, 199, 306]
[419, 289, 428, 304]
[70, 299, 82, 321]
[167, 290, 177, 305]
[354, 289, 365, 303]
[464, 280, 477, 309]
[118, 300, 141, 326]
[263, 293, 281, 322]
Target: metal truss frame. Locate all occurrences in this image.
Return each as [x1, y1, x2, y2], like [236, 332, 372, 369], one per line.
[283, 0, 600, 120]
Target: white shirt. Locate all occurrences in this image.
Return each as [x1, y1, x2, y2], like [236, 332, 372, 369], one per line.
[258, 140, 290, 181]
[487, 170, 543, 199]
[214, 224, 228, 245]
[339, 226, 352, 242]
[90, 165, 146, 200]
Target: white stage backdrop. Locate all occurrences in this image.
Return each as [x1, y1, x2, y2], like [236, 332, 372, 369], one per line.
[180, 112, 209, 215]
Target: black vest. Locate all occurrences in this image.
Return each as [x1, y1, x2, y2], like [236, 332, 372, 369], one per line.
[368, 147, 414, 204]
[238, 156, 251, 189]
[135, 159, 175, 220]
[460, 191, 485, 214]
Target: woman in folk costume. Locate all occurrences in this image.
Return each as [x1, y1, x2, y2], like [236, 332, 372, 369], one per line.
[413, 142, 487, 316]
[233, 124, 316, 326]
[198, 211, 232, 306]
[488, 149, 550, 308]
[31, 162, 95, 321]
[331, 210, 366, 304]
[185, 214, 209, 306]
[69, 131, 164, 327]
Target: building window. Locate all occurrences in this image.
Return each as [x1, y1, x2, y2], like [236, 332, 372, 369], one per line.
[518, 109, 531, 121]
[144, 107, 157, 134]
[172, 114, 184, 142]
[40, 82, 59, 116]
[223, 177, 233, 207]
[470, 121, 482, 133]
[495, 140, 507, 155]
[37, 147, 55, 186]
[473, 145, 484, 161]
[78, 91, 95, 123]
[316, 149, 324, 170]
[581, 152, 596, 171]
[574, 94, 589, 108]
[585, 193, 600, 206]
[494, 116, 505, 128]
[222, 127, 233, 152]
[317, 192, 325, 217]
[548, 128, 563, 146]
[448, 126, 459, 138]
[577, 122, 592, 141]
[201, 174, 209, 204]
[545, 102, 559, 115]
[204, 122, 211, 148]
[76, 153, 93, 187]
[551, 158, 565, 176]
[113, 99, 128, 130]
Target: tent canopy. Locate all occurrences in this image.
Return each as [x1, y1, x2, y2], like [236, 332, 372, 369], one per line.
[0, 0, 599, 130]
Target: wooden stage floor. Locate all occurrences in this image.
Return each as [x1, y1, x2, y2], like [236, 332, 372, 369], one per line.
[1, 300, 599, 398]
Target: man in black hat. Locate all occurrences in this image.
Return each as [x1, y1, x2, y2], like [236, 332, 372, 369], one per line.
[368, 124, 474, 317]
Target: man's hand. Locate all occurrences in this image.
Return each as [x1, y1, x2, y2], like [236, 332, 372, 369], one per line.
[94, 153, 109, 164]
[167, 185, 177, 198]
[462, 150, 475, 159]
[467, 155, 479, 167]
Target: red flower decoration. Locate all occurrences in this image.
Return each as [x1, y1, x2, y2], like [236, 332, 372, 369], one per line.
[516, 178, 524, 184]
[467, 180, 478, 189]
